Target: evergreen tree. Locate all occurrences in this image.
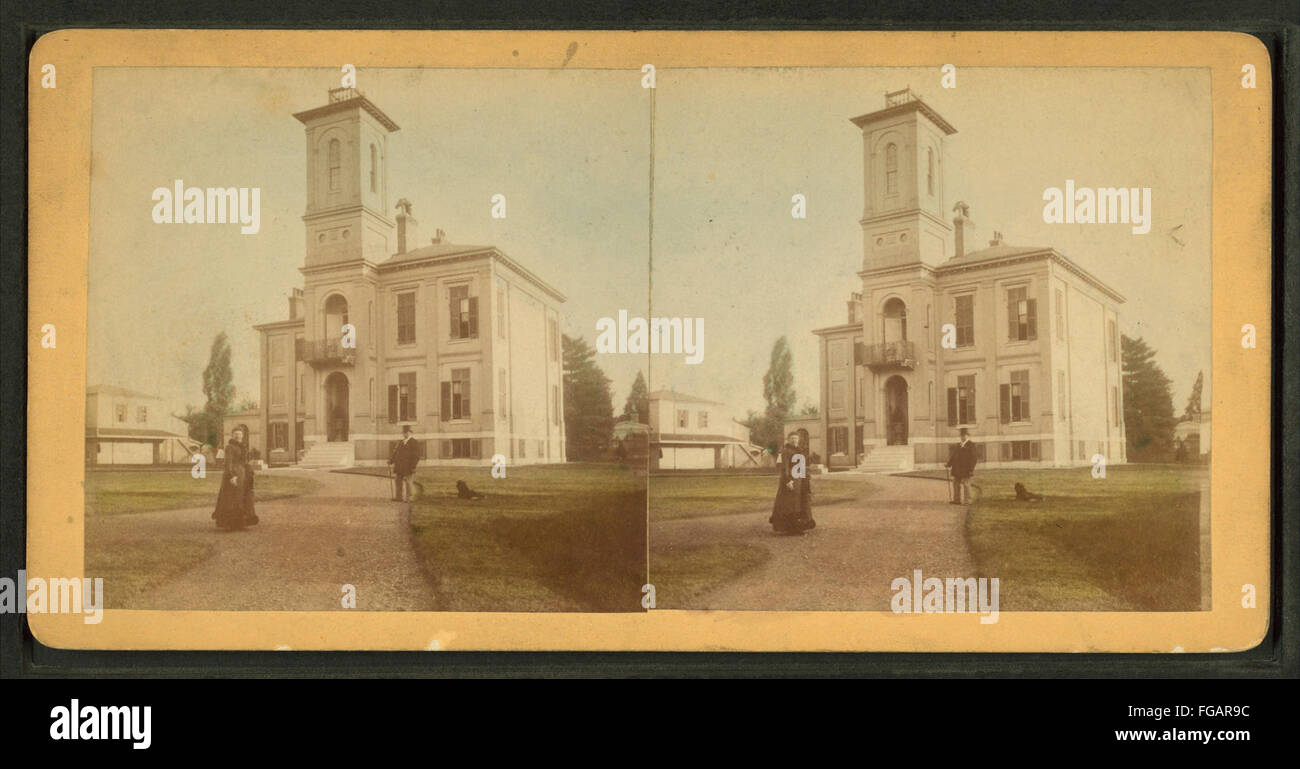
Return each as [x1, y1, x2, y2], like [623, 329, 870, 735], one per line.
[1122, 335, 1177, 462]
[1183, 370, 1204, 421]
[622, 370, 649, 424]
[178, 332, 236, 448]
[745, 336, 797, 452]
[563, 334, 615, 461]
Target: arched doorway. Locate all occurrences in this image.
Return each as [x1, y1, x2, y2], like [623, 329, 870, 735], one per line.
[885, 375, 908, 446]
[324, 372, 349, 442]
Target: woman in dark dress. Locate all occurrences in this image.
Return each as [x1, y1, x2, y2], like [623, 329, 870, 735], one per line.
[211, 426, 256, 531]
[770, 432, 815, 534]
[237, 424, 258, 527]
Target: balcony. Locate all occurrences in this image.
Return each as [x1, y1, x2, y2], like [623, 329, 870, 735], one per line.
[859, 340, 916, 371]
[297, 337, 356, 367]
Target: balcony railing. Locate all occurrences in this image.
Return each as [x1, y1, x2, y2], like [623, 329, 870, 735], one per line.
[860, 340, 916, 370]
[297, 337, 356, 367]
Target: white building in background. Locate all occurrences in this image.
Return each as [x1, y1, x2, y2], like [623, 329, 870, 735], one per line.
[646, 389, 758, 470]
[85, 385, 197, 465]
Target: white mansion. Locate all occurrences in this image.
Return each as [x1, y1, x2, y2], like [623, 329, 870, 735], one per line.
[253, 88, 566, 467]
[787, 89, 1127, 471]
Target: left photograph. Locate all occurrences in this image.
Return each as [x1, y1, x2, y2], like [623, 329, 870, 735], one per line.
[84, 67, 651, 612]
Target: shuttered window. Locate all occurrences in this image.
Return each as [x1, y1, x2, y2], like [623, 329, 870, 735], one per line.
[955, 295, 974, 347]
[1001, 370, 1030, 423]
[396, 292, 416, 344]
[949, 375, 976, 426]
[388, 373, 416, 422]
[440, 368, 471, 421]
[1007, 287, 1037, 341]
[449, 285, 478, 339]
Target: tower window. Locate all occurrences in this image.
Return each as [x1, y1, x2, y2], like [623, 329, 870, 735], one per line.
[885, 143, 898, 195]
[327, 139, 341, 191]
[369, 144, 377, 193]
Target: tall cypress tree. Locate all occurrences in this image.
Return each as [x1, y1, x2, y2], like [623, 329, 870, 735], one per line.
[745, 336, 797, 452]
[179, 331, 236, 447]
[1183, 370, 1204, 421]
[622, 370, 649, 424]
[1122, 335, 1177, 462]
[562, 334, 615, 461]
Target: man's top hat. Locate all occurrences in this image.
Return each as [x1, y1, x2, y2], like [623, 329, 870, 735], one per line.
[401, 425, 412, 435]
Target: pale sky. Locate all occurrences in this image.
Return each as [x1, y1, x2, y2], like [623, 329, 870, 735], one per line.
[650, 66, 1212, 416]
[89, 66, 1211, 422]
[89, 67, 651, 417]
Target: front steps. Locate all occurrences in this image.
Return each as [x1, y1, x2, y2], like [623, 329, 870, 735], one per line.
[298, 441, 355, 468]
[855, 444, 914, 473]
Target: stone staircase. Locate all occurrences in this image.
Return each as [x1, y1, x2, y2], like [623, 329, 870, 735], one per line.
[856, 444, 914, 473]
[298, 441, 355, 469]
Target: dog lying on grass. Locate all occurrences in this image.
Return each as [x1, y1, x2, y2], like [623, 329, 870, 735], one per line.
[456, 480, 485, 500]
[1014, 482, 1044, 502]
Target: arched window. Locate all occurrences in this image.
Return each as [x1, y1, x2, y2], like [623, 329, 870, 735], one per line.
[926, 147, 934, 196]
[328, 139, 341, 191]
[882, 297, 907, 343]
[885, 143, 898, 195]
[369, 144, 377, 193]
[324, 294, 349, 339]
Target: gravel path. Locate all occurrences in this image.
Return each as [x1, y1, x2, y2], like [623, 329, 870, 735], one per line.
[651, 474, 975, 610]
[87, 469, 438, 611]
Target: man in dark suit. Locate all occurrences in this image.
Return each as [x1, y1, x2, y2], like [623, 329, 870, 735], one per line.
[945, 427, 978, 505]
[388, 425, 421, 501]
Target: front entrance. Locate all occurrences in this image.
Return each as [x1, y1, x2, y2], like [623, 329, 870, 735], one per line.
[885, 375, 908, 446]
[324, 372, 349, 442]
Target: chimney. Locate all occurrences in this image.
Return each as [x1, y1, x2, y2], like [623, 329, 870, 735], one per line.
[989, 230, 1003, 247]
[395, 198, 417, 254]
[288, 288, 304, 320]
[952, 201, 976, 258]
[431, 228, 447, 245]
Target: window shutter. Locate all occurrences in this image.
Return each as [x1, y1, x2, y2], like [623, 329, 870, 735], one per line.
[1000, 442, 1010, 461]
[409, 382, 418, 422]
[387, 386, 398, 423]
[441, 440, 451, 459]
[469, 297, 479, 338]
[1030, 441, 1041, 460]
[440, 382, 451, 422]
[1000, 384, 1010, 424]
[1023, 379, 1030, 420]
[1027, 299, 1038, 339]
[946, 388, 957, 427]
[471, 439, 482, 460]
[969, 383, 976, 421]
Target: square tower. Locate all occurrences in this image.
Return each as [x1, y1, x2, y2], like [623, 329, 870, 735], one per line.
[293, 88, 400, 267]
[850, 88, 957, 271]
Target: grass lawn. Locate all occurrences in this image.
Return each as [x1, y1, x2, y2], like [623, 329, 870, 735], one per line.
[85, 470, 321, 515]
[403, 463, 646, 612]
[649, 473, 872, 521]
[965, 464, 1207, 611]
[86, 540, 218, 609]
[650, 543, 771, 608]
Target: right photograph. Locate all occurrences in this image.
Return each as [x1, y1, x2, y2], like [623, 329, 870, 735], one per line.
[646, 68, 1212, 613]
